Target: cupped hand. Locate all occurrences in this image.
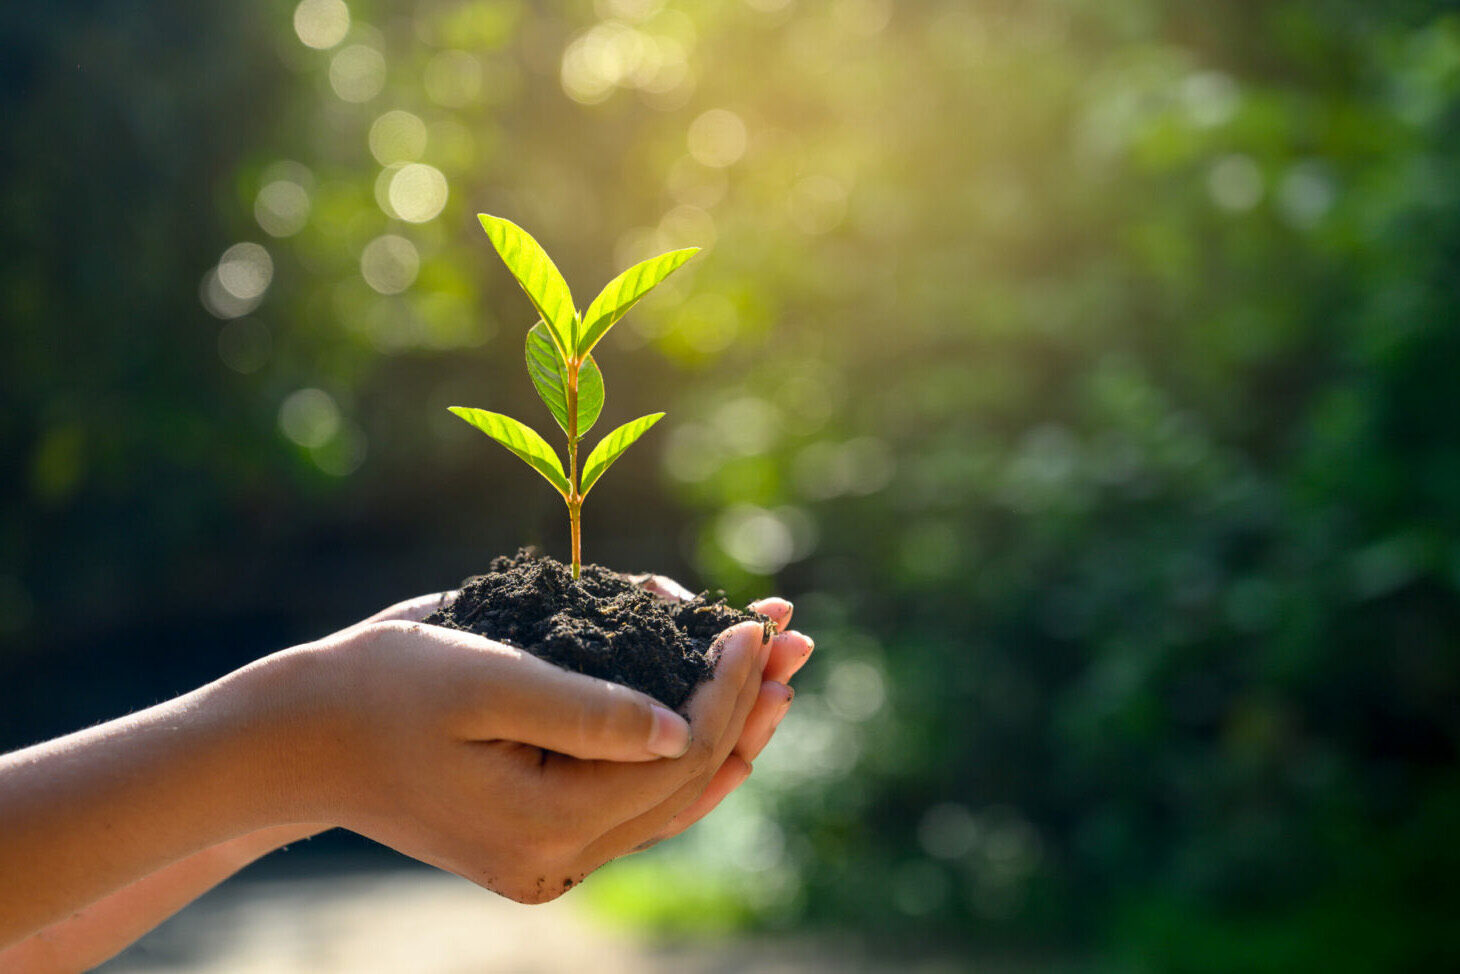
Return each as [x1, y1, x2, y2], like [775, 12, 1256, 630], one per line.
[0, 585, 810, 962]
[288, 581, 814, 899]
[283, 612, 770, 902]
[628, 576, 815, 845]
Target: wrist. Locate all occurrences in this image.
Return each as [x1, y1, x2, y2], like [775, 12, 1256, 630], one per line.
[214, 643, 349, 828]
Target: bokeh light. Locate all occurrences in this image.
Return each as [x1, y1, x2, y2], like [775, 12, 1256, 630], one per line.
[200, 269, 256, 319]
[200, 243, 273, 319]
[422, 50, 483, 107]
[686, 108, 747, 168]
[387, 163, 449, 223]
[254, 180, 311, 237]
[359, 234, 419, 294]
[330, 44, 386, 103]
[368, 110, 427, 165]
[714, 504, 815, 575]
[1208, 153, 1264, 211]
[278, 387, 340, 448]
[311, 421, 368, 476]
[1181, 70, 1241, 128]
[824, 659, 885, 722]
[790, 438, 894, 499]
[918, 803, 981, 861]
[561, 20, 692, 106]
[216, 243, 273, 302]
[293, 0, 350, 50]
[1278, 161, 1336, 228]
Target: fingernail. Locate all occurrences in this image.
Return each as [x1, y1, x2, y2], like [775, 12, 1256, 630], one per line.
[766, 681, 793, 710]
[773, 690, 794, 726]
[647, 704, 691, 758]
[753, 597, 792, 627]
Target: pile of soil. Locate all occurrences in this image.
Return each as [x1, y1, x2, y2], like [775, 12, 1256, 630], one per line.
[423, 550, 768, 711]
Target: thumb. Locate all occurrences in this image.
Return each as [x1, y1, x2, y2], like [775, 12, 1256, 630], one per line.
[464, 647, 693, 762]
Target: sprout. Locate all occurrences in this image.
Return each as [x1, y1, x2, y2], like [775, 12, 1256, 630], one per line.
[450, 214, 698, 579]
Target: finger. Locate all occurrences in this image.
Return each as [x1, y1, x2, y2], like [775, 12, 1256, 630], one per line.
[735, 681, 793, 762]
[380, 622, 693, 762]
[578, 626, 767, 863]
[632, 671, 775, 849]
[567, 621, 768, 831]
[749, 597, 792, 632]
[588, 674, 763, 859]
[645, 754, 753, 847]
[480, 661, 691, 762]
[678, 620, 772, 756]
[765, 631, 814, 684]
[630, 573, 696, 602]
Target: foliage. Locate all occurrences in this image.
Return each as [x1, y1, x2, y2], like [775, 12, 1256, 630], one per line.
[455, 214, 689, 576]
[4, 0, 1460, 967]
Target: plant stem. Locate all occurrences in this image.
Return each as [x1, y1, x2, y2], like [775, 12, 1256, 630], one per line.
[566, 355, 582, 580]
[569, 500, 581, 580]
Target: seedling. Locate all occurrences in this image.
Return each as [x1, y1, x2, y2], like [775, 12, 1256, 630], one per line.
[450, 214, 698, 580]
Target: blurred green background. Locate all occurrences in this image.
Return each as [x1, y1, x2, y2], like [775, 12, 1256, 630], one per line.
[4, 0, 1460, 969]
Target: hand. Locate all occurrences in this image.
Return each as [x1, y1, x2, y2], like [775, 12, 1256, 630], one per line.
[628, 576, 816, 847]
[284, 612, 775, 901]
[0, 584, 811, 959]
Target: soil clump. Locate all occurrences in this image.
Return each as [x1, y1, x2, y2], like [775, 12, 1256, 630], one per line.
[423, 549, 765, 711]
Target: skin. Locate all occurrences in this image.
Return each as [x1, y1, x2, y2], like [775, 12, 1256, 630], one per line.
[0, 587, 815, 971]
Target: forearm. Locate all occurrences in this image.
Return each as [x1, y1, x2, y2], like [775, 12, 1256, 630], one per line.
[0, 650, 321, 948]
[0, 823, 327, 972]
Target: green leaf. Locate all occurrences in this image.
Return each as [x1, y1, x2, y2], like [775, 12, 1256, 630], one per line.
[447, 406, 571, 498]
[477, 214, 578, 354]
[525, 321, 603, 439]
[578, 248, 699, 357]
[580, 413, 665, 497]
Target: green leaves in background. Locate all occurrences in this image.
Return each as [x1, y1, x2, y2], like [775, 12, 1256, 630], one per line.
[526, 321, 603, 439]
[446, 406, 570, 498]
[15, 0, 1460, 960]
[477, 214, 578, 354]
[578, 248, 699, 357]
[580, 413, 664, 497]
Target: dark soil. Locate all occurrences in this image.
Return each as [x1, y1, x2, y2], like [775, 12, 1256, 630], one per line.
[422, 549, 768, 711]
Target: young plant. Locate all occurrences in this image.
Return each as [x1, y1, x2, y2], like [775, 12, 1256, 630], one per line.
[449, 214, 698, 580]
